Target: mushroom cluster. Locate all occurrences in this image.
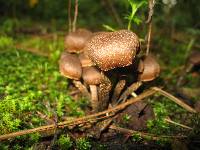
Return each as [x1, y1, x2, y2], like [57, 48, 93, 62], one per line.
[59, 29, 160, 113]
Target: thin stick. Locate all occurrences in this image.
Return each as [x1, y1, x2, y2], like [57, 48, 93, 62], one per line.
[146, 0, 155, 55]
[146, 22, 152, 55]
[68, 0, 72, 32]
[109, 125, 187, 140]
[72, 0, 78, 32]
[164, 117, 193, 130]
[0, 88, 156, 141]
[152, 87, 197, 113]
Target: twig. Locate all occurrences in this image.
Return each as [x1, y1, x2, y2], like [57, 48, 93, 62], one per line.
[109, 125, 187, 140]
[72, 0, 78, 32]
[68, 0, 72, 32]
[146, 0, 155, 55]
[152, 87, 197, 113]
[0, 88, 156, 141]
[164, 117, 193, 130]
[146, 22, 152, 55]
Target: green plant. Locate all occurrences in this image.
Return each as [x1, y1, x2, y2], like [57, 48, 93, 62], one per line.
[122, 113, 131, 123]
[125, 0, 147, 30]
[76, 138, 91, 150]
[57, 134, 73, 150]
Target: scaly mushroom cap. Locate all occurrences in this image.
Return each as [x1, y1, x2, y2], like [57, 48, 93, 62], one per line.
[138, 55, 160, 82]
[78, 52, 94, 67]
[85, 30, 140, 71]
[64, 28, 92, 53]
[188, 51, 200, 65]
[59, 52, 82, 80]
[82, 66, 102, 85]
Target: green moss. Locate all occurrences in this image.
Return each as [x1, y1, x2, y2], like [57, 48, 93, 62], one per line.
[57, 134, 73, 150]
[76, 138, 91, 150]
[0, 50, 85, 147]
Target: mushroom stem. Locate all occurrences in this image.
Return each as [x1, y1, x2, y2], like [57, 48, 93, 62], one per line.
[117, 81, 142, 105]
[89, 85, 98, 112]
[111, 79, 126, 105]
[72, 80, 90, 99]
[98, 73, 112, 112]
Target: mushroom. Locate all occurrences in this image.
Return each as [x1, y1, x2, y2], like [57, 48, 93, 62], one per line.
[59, 51, 90, 98]
[78, 52, 94, 67]
[64, 28, 92, 53]
[137, 55, 160, 82]
[84, 30, 140, 110]
[82, 66, 102, 112]
[85, 29, 140, 71]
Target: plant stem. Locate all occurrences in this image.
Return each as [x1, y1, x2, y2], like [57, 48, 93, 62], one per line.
[72, 0, 78, 32]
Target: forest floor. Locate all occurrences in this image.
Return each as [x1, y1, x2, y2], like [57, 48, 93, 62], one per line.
[0, 20, 200, 149]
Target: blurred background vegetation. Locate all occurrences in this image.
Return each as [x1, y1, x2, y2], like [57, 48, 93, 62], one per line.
[0, 0, 200, 149]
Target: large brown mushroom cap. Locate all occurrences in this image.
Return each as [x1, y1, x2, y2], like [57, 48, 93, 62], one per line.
[138, 55, 160, 82]
[59, 52, 82, 80]
[85, 30, 140, 71]
[82, 66, 102, 85]
[64, 28, 92, 53]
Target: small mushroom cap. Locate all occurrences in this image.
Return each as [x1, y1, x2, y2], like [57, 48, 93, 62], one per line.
[85, 30, 140, 71]
[59, 52, 82, 80]
[138, 55, 160, 82]
[82, 66, 102, 85]
[188, 51, 200, 65]
[78, 52, 94, 67]
[64, 28, 92, 53]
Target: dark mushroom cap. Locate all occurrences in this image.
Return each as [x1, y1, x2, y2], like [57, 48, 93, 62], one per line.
[59, 52, 82, 80]
[85, 30, 140, 71]
[64, 28, 92, 53]
[138, 55, 160, 82]
[78, 52, 94, 67]
[188, 51, 200, 65]
[82, 66, 102, 85]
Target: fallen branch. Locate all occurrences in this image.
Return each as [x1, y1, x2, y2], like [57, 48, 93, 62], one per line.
[164, 117, 193, 130]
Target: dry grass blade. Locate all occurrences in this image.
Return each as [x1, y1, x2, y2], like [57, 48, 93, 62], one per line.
[109, 125, 187, 140]
[152, 87, 197, 113]
[164, 117, 193, 130]
[0, 88, 156, 141]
